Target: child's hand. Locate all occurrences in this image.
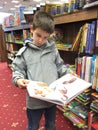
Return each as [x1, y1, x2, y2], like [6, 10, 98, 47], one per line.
[17, 79, 29, 89]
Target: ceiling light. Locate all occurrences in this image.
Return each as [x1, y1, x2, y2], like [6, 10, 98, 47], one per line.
[11, 0, 20, 4]
[14, 4, 22, 8]
[61, 0, 68, 2]
[4, 2, 7, 4]
[0, 6, 3, 9]
[10, 8, 16, 10]
[33, 0, 41, 2]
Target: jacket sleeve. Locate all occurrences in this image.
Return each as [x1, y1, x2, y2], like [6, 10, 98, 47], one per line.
[12, 47, 27, 86]
[55, 48, 73, 77]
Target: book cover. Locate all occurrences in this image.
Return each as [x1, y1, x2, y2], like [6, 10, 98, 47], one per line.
[79, 23, 89, 53]
[27, 74, 91, 106]
[71, 27, 82, 52]
[19, 6, 26, 24]
[85, 23, 91, 53]
[88, 20, 96, 54]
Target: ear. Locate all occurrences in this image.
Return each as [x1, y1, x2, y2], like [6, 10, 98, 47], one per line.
[30, 25, 33, 33]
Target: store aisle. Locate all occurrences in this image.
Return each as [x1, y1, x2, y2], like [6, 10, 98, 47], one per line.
[0, 62, 80, 130]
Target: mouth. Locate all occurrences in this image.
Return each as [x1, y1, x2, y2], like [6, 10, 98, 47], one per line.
[37, 42, 44, 46]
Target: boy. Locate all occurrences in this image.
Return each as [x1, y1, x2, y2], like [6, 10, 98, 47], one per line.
[12, 11, 72, 130]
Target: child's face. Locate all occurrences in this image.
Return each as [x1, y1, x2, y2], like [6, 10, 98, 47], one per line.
[32, 28, 51, 46]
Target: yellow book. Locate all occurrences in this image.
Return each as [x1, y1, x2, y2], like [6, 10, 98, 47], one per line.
[79, 23, 89, 53]
[71, 27, 83, 52]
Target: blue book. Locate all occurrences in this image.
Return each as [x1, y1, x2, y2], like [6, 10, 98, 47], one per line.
[85, 23, 91, 53]
[88, 20, 96, 54]
[96, 20, 98, 47]
[19, 6, 26, 24]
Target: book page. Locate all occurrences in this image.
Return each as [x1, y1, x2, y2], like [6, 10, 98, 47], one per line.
[49, 74, 92, 104]
[27, 74, 92, 106]
[27, 81, 66, 106]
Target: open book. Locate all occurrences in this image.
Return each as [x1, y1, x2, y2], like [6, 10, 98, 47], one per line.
[27, 74, 92, 106]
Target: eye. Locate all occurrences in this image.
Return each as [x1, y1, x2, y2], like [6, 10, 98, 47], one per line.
[37, 33, 41, 38]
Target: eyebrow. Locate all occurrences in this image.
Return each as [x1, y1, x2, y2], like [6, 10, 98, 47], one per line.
[36, 32, 49, 39]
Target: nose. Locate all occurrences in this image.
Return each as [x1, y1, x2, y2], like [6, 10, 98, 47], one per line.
[38, 38, 44, 44]
[39, 38, 43, 42]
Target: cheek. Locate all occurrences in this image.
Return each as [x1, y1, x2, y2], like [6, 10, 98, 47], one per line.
[33, 34, 37, 41]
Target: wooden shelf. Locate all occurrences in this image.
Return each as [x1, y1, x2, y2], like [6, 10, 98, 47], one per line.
[4, 24, 30, 32]
[54, 7, 98, 25]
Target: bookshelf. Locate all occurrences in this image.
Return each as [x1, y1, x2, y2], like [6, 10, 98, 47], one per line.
[54, 7, 98, 24]
[4, 24, 30, 68]
[54, 6, 98, 129]
[0, 25, 7, 62]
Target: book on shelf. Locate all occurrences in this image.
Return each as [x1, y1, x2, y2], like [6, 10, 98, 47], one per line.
[85, 21, 96, 54]
[91, 92, 98, 100]
[88, 20, 96, 54]
[92, 56, 98, 90]
[68, 100, 90, 119]
[27, 73, 91, 106]
[91, 121, 98, 130]
[80, 56, 86, 79]
[64, 111, 87, 128]
[84, 56, 92, 82]
[87, 111, 94, 130]
[85, 23, 91, 53]
[71, 27, 82, 52]
[79, 23, 89, 53]
[96, 20, 98, 47]
[91, 55, 97, 86]
[75, 57, 82, 76]
[95, 55, 98, 92]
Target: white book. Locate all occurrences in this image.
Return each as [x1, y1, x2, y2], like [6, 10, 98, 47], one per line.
[84, 57, 92, 82]
[27, 74, 92, 106]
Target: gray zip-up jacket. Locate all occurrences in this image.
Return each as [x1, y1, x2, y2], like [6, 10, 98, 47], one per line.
[12, 39, 72, 109]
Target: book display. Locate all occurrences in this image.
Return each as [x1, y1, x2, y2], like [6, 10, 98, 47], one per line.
[53, 5, 98, 130]
[4, 2, 98, 129]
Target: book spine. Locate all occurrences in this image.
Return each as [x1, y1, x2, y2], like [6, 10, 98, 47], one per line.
[77, 57, 82, 76]
[85, 23, 91, 53]
[84, 56, 92, 82]
[87, 111, 93, 130]
[95, 20, 98, 47]
[19, 6, 26, 24]
[79, 23, 89, 53]
[92, 56, 98, 90]
[80, 56, 86, 79]
[91, 54, 98, 89]
[95, 56, 98, 92]
[88, 20, 96, 54]
[71, 27, 82, 51]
